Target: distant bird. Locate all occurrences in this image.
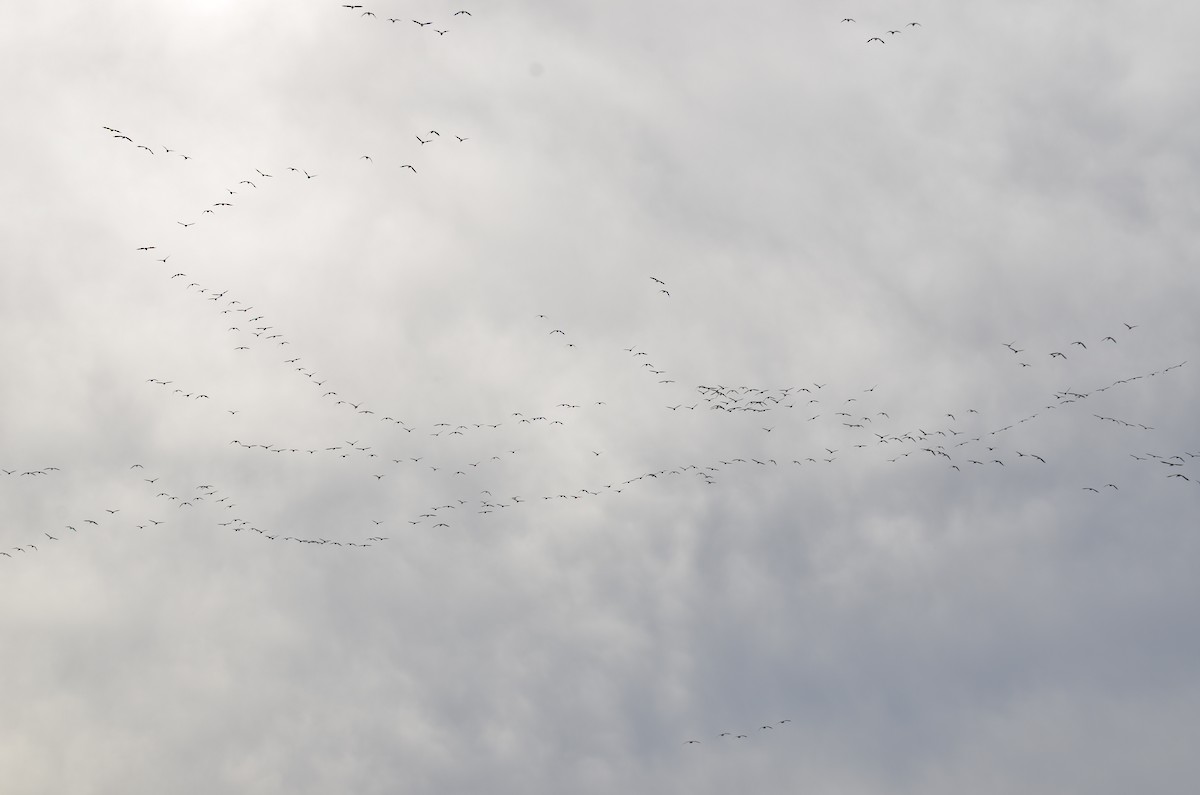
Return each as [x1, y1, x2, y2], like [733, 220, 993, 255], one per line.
[454, 10, 471, 15]
[906, 21, 922, 26]
[867, 37, 885, 43]
[1071, 341, 1087, 348]
[416, 135, 431, 144]
[841, 18, 855, 23]
[400, 164, 417, 172]
[1124, 322, 1138, 330]
[177, 221, 195, 227]
[303, 171, 318, 179]
[1049, 351, 1067, 359]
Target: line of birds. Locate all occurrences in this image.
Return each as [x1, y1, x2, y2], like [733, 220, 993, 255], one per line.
[339, 3, 472, 35]
[685, 719, 793, 744]
[7, 342, 1195, 560]
[838, 18, 922, 44]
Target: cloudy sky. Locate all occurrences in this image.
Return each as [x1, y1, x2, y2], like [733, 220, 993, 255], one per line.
[3, 1, 1199, 792]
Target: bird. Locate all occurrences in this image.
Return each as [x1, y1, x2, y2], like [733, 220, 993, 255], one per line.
[416, 135, 431, 144]
[303, 171, 318, 179]
[867, 37, 885, 43]
[400, 164, 417, 172]
[454, 9, 471, 14]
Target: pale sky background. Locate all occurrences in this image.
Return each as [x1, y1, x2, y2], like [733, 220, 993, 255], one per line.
[2, 1, 1199, 793]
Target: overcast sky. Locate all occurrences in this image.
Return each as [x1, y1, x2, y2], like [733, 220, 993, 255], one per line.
[3, 1, 1199, 793]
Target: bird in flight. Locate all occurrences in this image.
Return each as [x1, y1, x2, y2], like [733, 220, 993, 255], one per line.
[401, 164, 417, 172]
[867, 37, 885, 43]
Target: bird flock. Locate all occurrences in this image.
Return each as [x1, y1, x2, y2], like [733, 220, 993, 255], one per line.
[3, 7, 1196, 566]
[3, 10, 1199, 772]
